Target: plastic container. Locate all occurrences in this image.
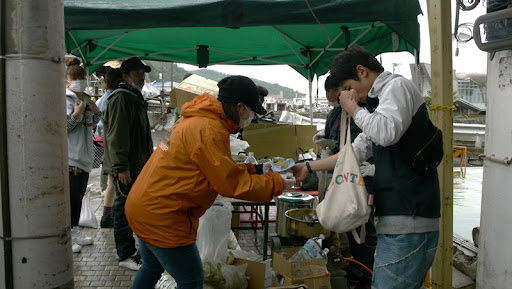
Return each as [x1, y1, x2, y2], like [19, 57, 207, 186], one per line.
[288, 234, 326, 261]
[244, 152, 258, 165]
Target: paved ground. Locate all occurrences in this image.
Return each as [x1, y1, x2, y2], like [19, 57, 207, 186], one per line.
[73, 168, 277, 288]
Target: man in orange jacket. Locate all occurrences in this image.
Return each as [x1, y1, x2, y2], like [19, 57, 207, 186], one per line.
[126, 75, 295, 289]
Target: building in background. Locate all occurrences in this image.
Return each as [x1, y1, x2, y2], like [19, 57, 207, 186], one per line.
[410, 63, 487, 115]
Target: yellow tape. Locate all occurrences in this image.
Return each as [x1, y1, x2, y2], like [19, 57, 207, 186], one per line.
[428, 105, 457, 111]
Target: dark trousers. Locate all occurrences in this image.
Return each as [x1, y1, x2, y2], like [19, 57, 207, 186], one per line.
[113, 177, 137, 261]
[69, 170, 90, 227]
[347, 207, 377, 286]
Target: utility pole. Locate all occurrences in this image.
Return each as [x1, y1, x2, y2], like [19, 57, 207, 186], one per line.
[1, 0, 74, 288]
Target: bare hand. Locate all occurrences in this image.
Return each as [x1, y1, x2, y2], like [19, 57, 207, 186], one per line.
[72, 99, 86, 118]
[291, 163, 309, 182]
[338, 89, 362, 116]
[338, 89, 359, 106]
[118, 171, 131, 185]
[87, 98, 101, 115]
[280, 173, 296, 190]
[262, 161, 273, 174]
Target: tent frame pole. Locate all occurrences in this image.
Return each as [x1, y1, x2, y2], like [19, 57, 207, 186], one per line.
[428, 0, 454, 288]
[307, 51, 313, 125]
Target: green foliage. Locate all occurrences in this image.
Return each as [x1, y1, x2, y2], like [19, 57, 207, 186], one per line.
[144, 61, 306, 99]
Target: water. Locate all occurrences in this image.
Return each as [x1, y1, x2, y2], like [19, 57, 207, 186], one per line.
[453, 166, 483, 241]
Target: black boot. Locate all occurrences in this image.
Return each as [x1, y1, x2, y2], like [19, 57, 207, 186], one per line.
[100, 206, 113, 228]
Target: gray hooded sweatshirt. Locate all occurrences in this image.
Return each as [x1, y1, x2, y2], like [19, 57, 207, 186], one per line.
[66, 88, 100, 172]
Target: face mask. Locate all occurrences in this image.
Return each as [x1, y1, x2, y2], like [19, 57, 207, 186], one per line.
[239, 105, 254, 128]
[69, 80, 87, 93]
[328, 101, 340, 107]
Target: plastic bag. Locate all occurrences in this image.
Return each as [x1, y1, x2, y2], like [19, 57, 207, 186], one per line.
[230, 133, 250, 156]
[78, 186, 98, 228]
[227, 230, 241, 250]
[227, 249, 262, 262]
[197, 200, 234, 262]
[203, 260, 226, 287]
[222, 263, 248, 289]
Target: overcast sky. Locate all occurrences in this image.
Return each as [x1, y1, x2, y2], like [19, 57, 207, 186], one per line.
[178, 0, 488, 97]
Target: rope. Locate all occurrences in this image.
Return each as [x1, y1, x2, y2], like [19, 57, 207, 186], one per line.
[428, 105, 457, 111]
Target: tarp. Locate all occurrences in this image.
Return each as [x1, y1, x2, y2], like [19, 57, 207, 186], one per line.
[64, 0, 422, 77]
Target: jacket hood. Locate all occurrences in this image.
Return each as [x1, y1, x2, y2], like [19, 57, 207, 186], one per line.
[66, 88, 79, 102]
[368, 71, 401, 98]
[181, 93, 239, 133]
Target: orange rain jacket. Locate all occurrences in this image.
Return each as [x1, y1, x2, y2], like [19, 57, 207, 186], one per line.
[126, 93, 284, 248]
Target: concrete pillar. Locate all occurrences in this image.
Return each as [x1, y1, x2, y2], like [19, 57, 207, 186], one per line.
[476, 49, 512, 288]
[0, 0, 73, 288]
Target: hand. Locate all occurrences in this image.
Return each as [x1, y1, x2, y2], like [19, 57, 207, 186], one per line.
[118, 171, 131, 185]
[315, 138, 338, 150]
[291, 163, 309, 182]
[72, 98, 86, 118]
[280, 173, 296, 190]
[360, 162, 375, 177]
[262, 161, 273, 174]
[338, 89, 361, 116]
[87, 98, 101, 115]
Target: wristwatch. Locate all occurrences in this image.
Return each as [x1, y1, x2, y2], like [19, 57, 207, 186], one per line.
[305, 161, 313, 174]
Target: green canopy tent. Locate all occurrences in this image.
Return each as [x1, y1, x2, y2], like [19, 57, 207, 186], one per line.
[64, 0, 422, 121]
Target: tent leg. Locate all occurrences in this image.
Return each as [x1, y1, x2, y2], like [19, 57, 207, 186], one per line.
[308, 69, 313, 125]
[307, 53, 313, 125]
[428, 0, 454, 288]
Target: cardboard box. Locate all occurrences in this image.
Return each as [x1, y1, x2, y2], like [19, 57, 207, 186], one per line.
[273, 247, 328, 280]
[229, 258, 266, 289]
[169, 74, 218, 110]
[243, 124, 317, 160]
[272, 274, 331, 289]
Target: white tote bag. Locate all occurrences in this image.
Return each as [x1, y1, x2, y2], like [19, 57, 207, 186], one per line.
[316, 110, 371, 243]
[79, 186, 98, 228]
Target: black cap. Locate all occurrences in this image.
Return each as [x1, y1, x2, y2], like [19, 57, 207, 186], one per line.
[120, 57, 151, 75]
[217, 76, 267, 115]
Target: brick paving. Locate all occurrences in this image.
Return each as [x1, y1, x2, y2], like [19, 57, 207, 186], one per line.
[73, 188, 277, 288]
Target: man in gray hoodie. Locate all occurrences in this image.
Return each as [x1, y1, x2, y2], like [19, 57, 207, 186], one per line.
[331, 45, 441, 289]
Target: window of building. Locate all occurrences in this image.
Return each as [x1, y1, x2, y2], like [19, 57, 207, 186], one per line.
[457, 79, 486, 104]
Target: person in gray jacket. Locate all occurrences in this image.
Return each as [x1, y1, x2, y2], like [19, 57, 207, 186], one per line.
[65, 57, 101, 253]
[103, 57, 153, 271]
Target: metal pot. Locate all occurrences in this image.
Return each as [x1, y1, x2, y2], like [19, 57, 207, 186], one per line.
[276, 192, 315, 238]
[285, 208, 332, 239]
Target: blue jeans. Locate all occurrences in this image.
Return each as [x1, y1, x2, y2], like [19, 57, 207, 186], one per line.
[372, 231, 439, 289]
[132, 239, 204, 289]
[113, 177, 136, 261]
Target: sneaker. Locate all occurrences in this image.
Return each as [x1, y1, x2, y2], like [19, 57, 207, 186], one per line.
[119, 254, 142, 271]
[100, 214, 113, 228]
[72, 241, 82, 253]
[133, 233, 140, 250]
[71, 226, 94, 245]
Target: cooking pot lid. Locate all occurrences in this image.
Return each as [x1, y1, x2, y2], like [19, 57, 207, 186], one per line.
[277, 192, 314, 202]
